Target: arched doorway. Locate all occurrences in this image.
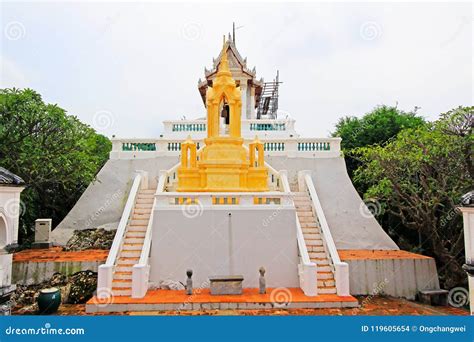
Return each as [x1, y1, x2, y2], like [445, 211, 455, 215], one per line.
[0, 215, 7, 248]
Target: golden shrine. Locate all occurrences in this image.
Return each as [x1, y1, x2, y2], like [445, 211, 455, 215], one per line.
[177, 42, 268, 192]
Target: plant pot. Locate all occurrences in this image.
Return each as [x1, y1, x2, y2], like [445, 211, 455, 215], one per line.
[37, 287, 61, 314]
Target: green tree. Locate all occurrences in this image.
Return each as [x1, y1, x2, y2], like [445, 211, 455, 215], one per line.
[332, 105, 426, 185]
[354, 107, 473, 288]
[0, 88, 111, 244]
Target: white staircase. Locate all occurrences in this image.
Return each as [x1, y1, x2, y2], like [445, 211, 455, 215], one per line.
[293, 190, 337, 294]
[111, 188, 155, 296]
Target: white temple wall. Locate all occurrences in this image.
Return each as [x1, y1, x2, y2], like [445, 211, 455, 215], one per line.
[150, 206, 299, 288]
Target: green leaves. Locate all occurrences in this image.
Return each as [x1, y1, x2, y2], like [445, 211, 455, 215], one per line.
[0, 88, 111, 243]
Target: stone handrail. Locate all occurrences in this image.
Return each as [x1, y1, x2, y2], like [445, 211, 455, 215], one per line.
[97, 171, 144, 296]
[298, 170, 350, 296]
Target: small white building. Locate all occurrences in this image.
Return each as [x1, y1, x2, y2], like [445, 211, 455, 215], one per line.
[0, 167, 25, 292]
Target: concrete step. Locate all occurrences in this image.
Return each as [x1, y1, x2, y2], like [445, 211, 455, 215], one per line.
[121, 250, 141, 257]
[136, 198, 154, 204]
[132, 213, 151, 221]
[296, 211, 313, 217]
[318, 279, 336, 287]
[130, 219, 149, 226]
[312, 258, 330, 266]
[115, 266, 132, 273]
[112, 279, 132, 288]
[302, 227, 319, 234]
[117, 257, 139, 265]
[305, 239, 323, 246]
[112, 288, 131, 296]
[309, 252, 327, 259]
[295, 205, 313, 211]
[124, 237, 145, 244]
[318, 286, 337, 294]
[126, 232, 146, 239]
[140, 190, 155, 194]
[303, 233, 321, 240]
[298, 216, 316, 223]
[317, 265, 332, 272]
[301, 222, 318, 229]
[128, 226, 147, 233]
[122, 243, 143, 251]
[134, 208, 152, 214]
[137, 193, 154, 199]
[292, 192, 308, 196]
[318, 271, 334, 280]
[135, 203, 153, 209]
[308, 245, 325, 252]
[114, 271, 132, 280]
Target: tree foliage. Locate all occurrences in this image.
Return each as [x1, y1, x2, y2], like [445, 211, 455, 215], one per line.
[353, 107, 473, 288]
[0, 88, 111, 243]
[332, 105, 426, 182]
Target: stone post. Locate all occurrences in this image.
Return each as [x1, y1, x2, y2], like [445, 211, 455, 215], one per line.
[186, 269, 193, 295]
[32, 219, 52, 249]
[259, 267, 266, 294]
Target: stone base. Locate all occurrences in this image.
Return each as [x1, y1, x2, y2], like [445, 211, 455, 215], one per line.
[209, 275, 243, 295]
[31, 242, 53, 249]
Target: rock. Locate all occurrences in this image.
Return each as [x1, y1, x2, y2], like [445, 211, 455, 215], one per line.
[67, 271, 97, 304]
[64, 229, 116, 251]
[159, 280, 185, 290]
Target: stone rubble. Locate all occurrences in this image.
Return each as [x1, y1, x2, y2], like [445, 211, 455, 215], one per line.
[64, 228, 116, 251]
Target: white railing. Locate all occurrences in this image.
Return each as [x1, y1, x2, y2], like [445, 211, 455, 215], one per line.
[109, 137, 341, 160]
[279, 170, 317, 296]
[97, 171, 145, 297]
[298, 170, 350, 296]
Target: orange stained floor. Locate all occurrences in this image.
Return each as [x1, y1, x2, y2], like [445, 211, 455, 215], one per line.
[13, 247, 109, 262]
[13, 248, 431, 263]
[339, 249, 432, 260]
[88, 288, 357, 305]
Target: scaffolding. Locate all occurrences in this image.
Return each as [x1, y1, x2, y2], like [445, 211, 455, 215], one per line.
[256, 71, 282, 119]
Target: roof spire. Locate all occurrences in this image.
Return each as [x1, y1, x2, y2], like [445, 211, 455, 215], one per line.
[217, 38, 231, 76]
[233, 22, 235, 43]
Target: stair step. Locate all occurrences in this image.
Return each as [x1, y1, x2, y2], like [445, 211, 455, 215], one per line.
[124, 237, 145, 244]
[318, 271, 334, 280]
[135, 203, 154, 209]
[317, 265, 332, 272]
[122, 243, 144, 251]
[114, 271, 132, 280]
[136, 198, 154, 204]
[130, 219, 149, 226]
[126, 232, 146, 238]
[318, 279, 335, 287]
[116, 266, 132, 273]
[297, 216, 316, 223]
[112, 279, 132, 288]
[140, 190, 155, 194]
[137, 193, 154, 199]
[303, 233, 321, 239]
[305, 239, 323, 246]
[309, 252, 327, 259]
[127, 226, 146, 236]
[134, 208, 152, 214]
[318, 286, 337, 294]
[297, 211, 313, 217]
[307, 245, 325, 252]
[121, 250, 141, 257]
[295, 205, 313, 211]
[112, 288, 131, 296]
[301, 222, 318, 228]
[133, 214, 151, 221]
[302, 227, 319, 233]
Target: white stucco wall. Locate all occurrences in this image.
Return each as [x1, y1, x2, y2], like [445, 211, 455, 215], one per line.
[0, 186, 24, 246]
[150, 206, 299, 288]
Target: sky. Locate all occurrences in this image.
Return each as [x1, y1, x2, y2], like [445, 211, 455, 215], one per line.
[1, 1, 472, 138]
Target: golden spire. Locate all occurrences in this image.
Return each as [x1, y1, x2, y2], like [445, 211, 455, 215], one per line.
[217, 37, 231, 76]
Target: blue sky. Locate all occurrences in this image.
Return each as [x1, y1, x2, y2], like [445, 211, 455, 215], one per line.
[1, 1, 472, 138]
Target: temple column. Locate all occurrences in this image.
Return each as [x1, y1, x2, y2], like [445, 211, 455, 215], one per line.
[240, 81, 248, 119]
[250, 87, 256, 119]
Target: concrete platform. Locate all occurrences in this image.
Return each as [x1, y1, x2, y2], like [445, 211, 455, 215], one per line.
[86, 288, 359, 313]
